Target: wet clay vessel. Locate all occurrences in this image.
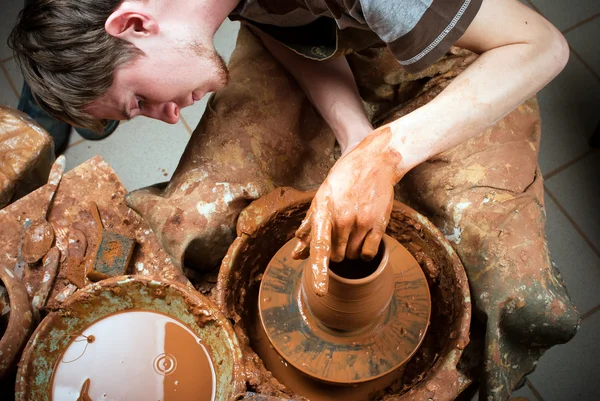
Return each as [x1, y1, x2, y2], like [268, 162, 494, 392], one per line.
[216, 187, 471, 401]
[15, 275, 245, 401]
[258, 235, 430, 385]
[0, 265, 34, 379]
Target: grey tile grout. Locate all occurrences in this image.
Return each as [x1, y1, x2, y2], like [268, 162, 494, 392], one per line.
[525, 0, 542, 14]
[180, 115, 194, 135]
[65, 137, 87, 151]
[0, 60, 19, 99]
[581, 303, 600, 321]
[526, 379, 546, 401]
[544, 150, 596, 181]
[561, 13, 600, 35]
[545, 182, 600, 260]
[569, 46, 600, 83]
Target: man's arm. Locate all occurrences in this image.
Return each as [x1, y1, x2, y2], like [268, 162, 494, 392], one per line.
[256, 30, 373, 154]
[261, 0, 568, 296]
[387, 0, 568, 170]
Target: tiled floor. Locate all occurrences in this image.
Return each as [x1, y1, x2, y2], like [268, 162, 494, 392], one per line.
[1, 1, 599, 400]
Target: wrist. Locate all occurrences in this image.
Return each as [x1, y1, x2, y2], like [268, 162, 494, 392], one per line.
[328, 104, 373, 153]
[387, 103, 453, 171]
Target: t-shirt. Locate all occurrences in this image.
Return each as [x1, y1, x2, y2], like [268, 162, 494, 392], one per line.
[230, 0, 483, 73]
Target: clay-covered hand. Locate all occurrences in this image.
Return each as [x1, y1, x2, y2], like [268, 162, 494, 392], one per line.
[292, 126, 405, 296]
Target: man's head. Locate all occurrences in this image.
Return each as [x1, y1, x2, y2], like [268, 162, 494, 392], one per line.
[9, 0, 232, 131]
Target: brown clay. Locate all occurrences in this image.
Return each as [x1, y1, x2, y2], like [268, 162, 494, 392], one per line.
[258, 233, 430, 388]
[251, 306, 407, 401]
[301, 235, 395, 332]
[216, 187, 471, 400]
[22, 220, 55, 264]
[0, 106, 53, 209]
[0, 157, 188, 315]
[31, 247, 61, 313]
[0, 265, 34, 379]
[65, 229, 88, 288]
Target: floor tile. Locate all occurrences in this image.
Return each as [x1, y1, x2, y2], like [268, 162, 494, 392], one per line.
[543, 193, 600, 315]
[519, 0, 535, 9]
[545, 153, 600, 250]
[565, 17, 600, 78]
[66, 128, 86, 148]
[530, 0, 600, 31]
[537, 55, 600, 174]
[528, 309, 600, 400]
[181, 20, 240, 131]
[0, 65, 18, 108]
[62, 117, 190, 191]
[214, 19, 241, 65]
[4, 57, 24, 97]
[511, 384, 541, 400]
[470, 384, 540, 400]
[0, 0, 22, 60]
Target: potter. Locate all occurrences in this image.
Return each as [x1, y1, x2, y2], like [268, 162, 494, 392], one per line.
[11, 0, 580, 399]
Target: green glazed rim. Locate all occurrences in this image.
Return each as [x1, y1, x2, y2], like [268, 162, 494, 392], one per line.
[15, 275, 245, 401]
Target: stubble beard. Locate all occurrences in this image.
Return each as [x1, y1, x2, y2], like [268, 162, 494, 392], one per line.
[189, 41, 230, 88]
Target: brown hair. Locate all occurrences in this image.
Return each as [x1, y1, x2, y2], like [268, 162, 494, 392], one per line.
[8, 0, 142, 131]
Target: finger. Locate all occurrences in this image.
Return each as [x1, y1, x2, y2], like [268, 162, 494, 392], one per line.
[292, 233, 311, 260]
[292, 209, 313, 260]
[361, 229, 384, 261]
[295, 208, 313, 241]
[345, 221, 370, 260]
[310, 203, 333, 297]
[330, 215, 353, 263]
[362, 196, 392, 260]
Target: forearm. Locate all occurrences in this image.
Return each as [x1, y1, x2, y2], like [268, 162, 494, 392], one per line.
[386, 0, 569, 172]
[257, 31, 372, 153]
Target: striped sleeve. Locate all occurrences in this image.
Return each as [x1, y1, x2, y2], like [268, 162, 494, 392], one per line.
[359, 0, 483, 73]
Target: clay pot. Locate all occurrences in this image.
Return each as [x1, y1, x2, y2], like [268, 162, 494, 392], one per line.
[0, 265, 34, 379]
[216, 187, 472, 400]
[301, 235, 395, 332]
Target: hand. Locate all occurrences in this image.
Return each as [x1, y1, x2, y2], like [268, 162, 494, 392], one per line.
[292, 126, 405, 296]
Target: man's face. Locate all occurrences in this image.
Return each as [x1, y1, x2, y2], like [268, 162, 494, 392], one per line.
[85, 28, 229, 124]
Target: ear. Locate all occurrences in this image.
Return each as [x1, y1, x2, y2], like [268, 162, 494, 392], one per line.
[105, 9, 159, 41]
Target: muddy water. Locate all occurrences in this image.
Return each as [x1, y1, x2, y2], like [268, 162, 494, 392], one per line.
[51, 310, 215, 401]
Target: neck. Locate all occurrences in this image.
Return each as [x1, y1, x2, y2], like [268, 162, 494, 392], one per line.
[155, 0, 241, 38]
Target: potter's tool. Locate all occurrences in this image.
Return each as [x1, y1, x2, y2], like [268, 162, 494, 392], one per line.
[20, 156, 66, 267]
[31, 247, 60, 316]
[258, 234, 431, 388]
[65, 229, 87, 288]
[84, 202, 135, 282]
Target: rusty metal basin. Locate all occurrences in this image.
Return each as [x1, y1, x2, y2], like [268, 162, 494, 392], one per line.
[216, 187, 471, 400]
[0, 266, 34, 379]
[15, 275, 245, 401]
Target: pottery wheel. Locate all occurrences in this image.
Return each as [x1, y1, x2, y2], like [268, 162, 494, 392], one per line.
[259, 238, 431, 385]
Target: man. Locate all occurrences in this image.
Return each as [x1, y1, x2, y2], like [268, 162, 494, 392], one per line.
[10, 0, 579, 399]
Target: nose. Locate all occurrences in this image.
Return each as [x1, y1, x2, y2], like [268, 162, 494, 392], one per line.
[144, 102, 180, 124]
